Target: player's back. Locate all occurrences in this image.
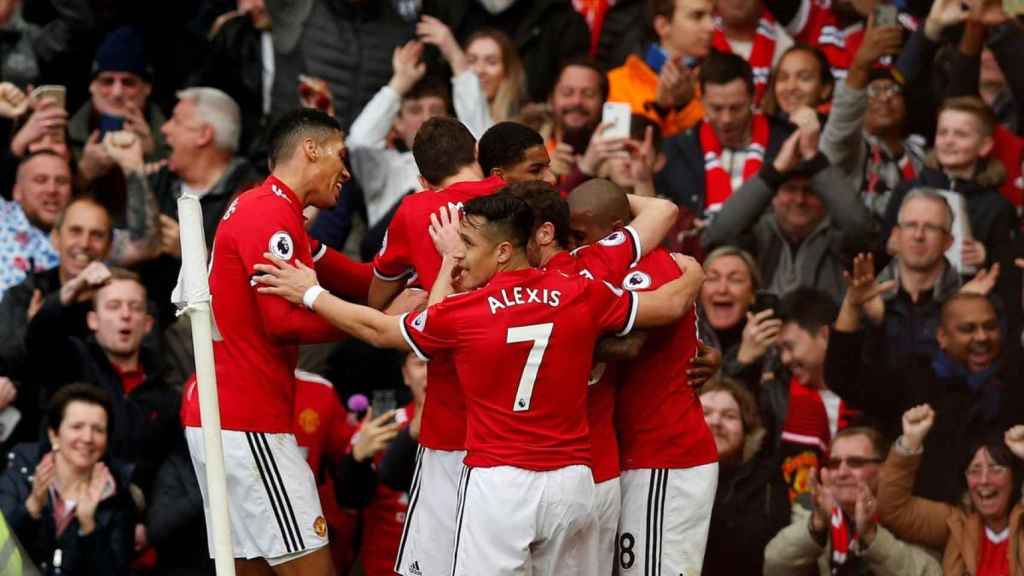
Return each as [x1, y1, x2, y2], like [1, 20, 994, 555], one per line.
[373, 176, 504, 289]
[405, 268, 637, 471]
[615, 248, 717, 470]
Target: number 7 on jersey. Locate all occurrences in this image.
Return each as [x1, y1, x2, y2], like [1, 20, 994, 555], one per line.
[507, 323, 553, 412]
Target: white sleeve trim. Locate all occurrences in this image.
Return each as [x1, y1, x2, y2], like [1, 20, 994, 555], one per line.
[623, 225, 642, 266]
[311, 242, 327, 262]
[398, 312, 430, 362]
[617, 291, 639, 337]
[372, 266, 414, 282]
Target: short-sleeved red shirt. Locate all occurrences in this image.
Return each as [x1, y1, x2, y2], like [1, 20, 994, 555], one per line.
[615, 248, 718, 470]
[401, 268, 637, 470]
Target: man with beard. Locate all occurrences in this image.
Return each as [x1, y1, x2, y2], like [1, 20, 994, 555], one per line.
[539, 57, 609, 194]
[826, 264, 1024, 503]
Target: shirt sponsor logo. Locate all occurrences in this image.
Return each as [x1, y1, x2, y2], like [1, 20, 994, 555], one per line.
[269, 231, 294, 260]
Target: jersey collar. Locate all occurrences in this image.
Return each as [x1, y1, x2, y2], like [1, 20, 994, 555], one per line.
[542, 250, 574, 273]
[266, 175, 303, 215]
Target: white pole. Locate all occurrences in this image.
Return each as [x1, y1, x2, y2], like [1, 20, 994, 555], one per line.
[177, 194, 236, 576]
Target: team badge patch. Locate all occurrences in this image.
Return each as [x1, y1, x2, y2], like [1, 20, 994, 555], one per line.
[598, 230, 626, 247]
[269, 231, 294, 260]
[622, 271, 652, 291]
[298, 408, 320, 434]
[410, 310, 427, 332]
[313, 516, 327, 538]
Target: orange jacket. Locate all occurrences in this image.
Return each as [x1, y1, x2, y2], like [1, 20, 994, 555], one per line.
[607, 54, 704, 138]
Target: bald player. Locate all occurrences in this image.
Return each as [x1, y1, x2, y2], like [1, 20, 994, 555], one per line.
[505, 179, 678, 574]
[568, 185, 719, 576]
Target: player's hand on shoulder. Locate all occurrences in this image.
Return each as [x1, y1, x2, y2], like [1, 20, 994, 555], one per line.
[254, 253, 320, 305]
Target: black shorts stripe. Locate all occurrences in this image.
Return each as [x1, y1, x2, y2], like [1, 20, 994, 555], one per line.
[394, 444, 426, 572]
[656, 469, 669, 576]
[258, 433, 306, 551]
[449, 466, 472, 576]
[245, 432, 294, 553]
[644, 469, 657, 576]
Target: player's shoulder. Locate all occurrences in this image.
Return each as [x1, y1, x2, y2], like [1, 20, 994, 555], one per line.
[624, 249, 677, 289]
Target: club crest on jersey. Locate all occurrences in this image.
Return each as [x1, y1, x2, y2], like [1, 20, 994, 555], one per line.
[598, 230, 626, 247]
[269, 231, 294, 260]
[410, 310, 428, 332]
[313, 516, 327, 538]
[622, 271, 652, 291]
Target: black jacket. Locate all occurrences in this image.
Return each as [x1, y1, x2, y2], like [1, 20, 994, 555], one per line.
[655, 116, 794, 217]
[423, 0, 590, 103]
[267, 0, 415, 130]
[594, 0, 648, 71]
[146, 439, 214, 576]
[24, 294, 181, 496]
[0, 441, 135, 576]
[190, 15, 270, 162]
[704, 431, 790, 575]
[824, 328, 1024, 503]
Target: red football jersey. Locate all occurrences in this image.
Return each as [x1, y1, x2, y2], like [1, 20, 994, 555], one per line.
[182, 176, 344, 432]
[543, 226, 641, 482]
[401, 268, 638, 471]
[615, 248, 718, 470]
[372, 176, 505, 289]
[787, 0, 914, 79]
[372, 176, 505, 452]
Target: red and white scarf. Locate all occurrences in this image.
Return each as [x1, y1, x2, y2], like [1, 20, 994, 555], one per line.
[712, 10, 777, 105]
[865, 142, 917, 196]
[700, 113, 770, 214]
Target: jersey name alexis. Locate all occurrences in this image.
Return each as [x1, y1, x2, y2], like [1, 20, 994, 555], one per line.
[487, 286, 562, 314]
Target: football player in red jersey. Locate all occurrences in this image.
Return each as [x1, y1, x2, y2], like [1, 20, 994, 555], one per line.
[254, 191, 705, 574]
[504, 179, 677, 575]
[568, 183, 720, 576]
[182, 108, 369, 576]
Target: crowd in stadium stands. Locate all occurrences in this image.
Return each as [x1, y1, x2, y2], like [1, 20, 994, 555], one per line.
[0, 0, 1023, 574]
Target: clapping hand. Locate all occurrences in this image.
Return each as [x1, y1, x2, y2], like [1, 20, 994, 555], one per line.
[808, 467, 837, 533]
[853, 480, 878, 546]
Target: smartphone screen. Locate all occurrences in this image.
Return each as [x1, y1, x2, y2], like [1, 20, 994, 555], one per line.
[873, 4, 898, 27]
[98, 113, 124, 137]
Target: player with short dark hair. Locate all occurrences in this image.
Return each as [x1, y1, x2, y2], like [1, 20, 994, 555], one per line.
[478, 122, 557, 186]
[252, 190, 706, 575]
[412, 117, 478, 189]
[182, 108, 370, 575]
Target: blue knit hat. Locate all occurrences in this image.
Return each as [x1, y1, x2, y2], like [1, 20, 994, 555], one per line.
[92, 26, 151, 80]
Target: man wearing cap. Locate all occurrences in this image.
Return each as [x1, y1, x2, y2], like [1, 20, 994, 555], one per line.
[69, 25, 169, 186]
[702, 106, 877, 304]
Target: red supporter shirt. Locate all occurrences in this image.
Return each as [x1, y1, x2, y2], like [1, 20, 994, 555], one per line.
[543, 226, 642, 482]
[372, 176, 505, 452]
[787, 0, 914, 79]
[615, 248, 718, 470]
[401, 268, 638, 470]
[977, 527, 1010, 576]
[182, 176, 345, 432]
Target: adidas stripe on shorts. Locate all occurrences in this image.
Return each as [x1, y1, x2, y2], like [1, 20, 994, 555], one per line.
[185, 428, 329, 564]
[616, 463, 718, 576]
[394, 447, 467, 576]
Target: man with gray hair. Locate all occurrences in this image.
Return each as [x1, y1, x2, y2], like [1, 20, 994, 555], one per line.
[142, 87, 263, 328]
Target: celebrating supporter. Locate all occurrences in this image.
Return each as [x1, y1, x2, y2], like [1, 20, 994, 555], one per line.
[700, 378, 789, 575]
[764, 425, 942, 575]
[462, 28, 525, 123]
[0, 384, 137, 575]
[606, 0, 714, 137]
[656, 51, 794, 224]
[760, 45, 834, 117]
[877, 404, 1024, 575]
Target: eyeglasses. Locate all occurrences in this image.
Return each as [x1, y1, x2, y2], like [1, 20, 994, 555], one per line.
[823, 456, 882, 470]
[895, 221, 950, 236]
[867, 83, 902, 99]
[966, 464, 1009, 479]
